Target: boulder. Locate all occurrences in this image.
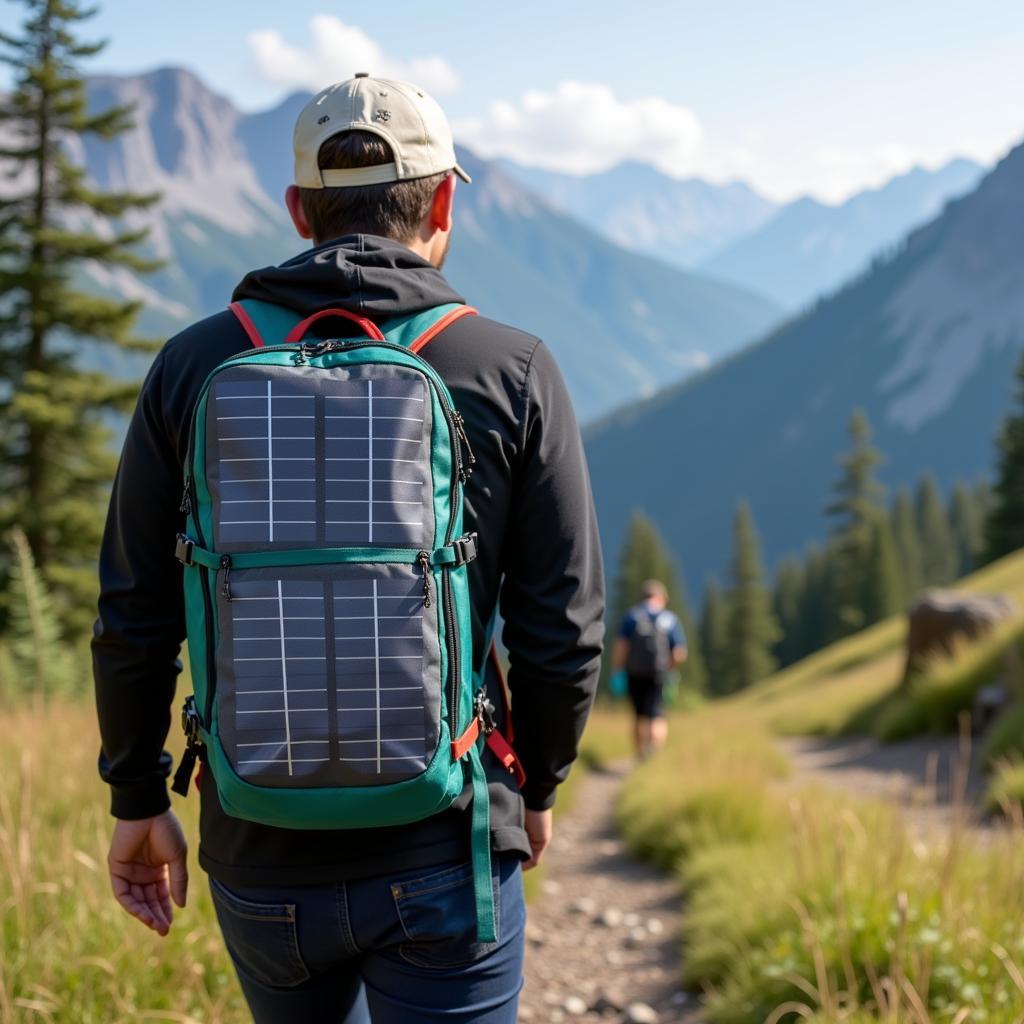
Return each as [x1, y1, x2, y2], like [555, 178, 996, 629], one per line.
[903, 590, 1017, 682]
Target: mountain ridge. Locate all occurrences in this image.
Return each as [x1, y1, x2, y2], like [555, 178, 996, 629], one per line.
[584, 137, 1023, 591]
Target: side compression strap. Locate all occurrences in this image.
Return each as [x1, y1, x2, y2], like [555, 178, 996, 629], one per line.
[469, 746, 497, 942]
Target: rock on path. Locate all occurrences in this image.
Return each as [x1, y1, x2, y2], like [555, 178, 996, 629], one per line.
[519, 764, 702, 1023]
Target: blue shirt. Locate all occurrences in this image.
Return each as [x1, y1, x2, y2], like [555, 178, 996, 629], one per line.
[619, 603, 686, 650]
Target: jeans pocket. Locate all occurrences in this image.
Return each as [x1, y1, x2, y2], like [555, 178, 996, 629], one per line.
[391, 861, 501, 969]
[209, 877, 311, 988]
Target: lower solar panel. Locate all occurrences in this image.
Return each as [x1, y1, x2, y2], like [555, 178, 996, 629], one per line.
[215, 564, 442, 787]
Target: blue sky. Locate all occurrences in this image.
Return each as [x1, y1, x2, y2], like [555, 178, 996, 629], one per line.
[2, 0, 1022, 202]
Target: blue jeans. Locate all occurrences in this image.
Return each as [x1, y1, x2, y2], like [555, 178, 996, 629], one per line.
[208, 855, 525, 1024]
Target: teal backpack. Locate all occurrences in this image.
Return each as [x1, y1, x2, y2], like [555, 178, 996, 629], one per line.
[170, 298, 523, 941]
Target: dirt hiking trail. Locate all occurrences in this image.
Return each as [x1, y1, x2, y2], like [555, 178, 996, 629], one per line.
[519, 763, 703, 1024]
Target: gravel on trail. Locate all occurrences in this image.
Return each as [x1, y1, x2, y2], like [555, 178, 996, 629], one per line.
[518, 764, 703, 1024]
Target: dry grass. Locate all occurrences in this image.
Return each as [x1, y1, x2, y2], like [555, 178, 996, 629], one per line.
[0, 698, 248, 1024]
[0, 693, 634, 1020]
[619, 708, 1024, 1023]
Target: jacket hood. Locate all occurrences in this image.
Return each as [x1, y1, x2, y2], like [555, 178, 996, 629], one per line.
[232, 235, 464, 318]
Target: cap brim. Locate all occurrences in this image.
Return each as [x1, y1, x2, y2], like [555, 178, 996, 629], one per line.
[454, 163, 472, 184]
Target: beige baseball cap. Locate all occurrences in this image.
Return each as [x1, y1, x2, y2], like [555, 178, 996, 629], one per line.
[294, 73, 471, 189]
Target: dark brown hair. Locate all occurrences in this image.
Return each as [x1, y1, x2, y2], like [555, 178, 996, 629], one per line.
[299, 131, 447, 244]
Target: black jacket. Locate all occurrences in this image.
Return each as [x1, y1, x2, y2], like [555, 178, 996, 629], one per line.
[92, 235, 604, 885]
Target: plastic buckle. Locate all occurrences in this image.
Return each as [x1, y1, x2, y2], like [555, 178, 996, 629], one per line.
[181, 695, 201, 745]
[474, 691, 497, 736]
[175, 533, 195, 566]
[452, 532, 478, 566]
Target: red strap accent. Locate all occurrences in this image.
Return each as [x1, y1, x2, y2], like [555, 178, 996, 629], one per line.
[450, 718, 481, 760]
[229, 301, 265, 349]
[409, 306, 478, 354]
[486, 730, 527, 789]
[285, 307, 385, 344]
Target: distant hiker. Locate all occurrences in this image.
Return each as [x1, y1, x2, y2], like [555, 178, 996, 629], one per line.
[92, 73, 603, 1024]
[612, 580, 687, 758]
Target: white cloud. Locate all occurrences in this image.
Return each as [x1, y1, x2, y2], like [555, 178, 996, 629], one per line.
[247, 16, 460, 95]
[454, 81, 704, 178]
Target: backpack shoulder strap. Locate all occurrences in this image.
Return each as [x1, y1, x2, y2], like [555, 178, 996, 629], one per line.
[379, 303, 478, 352]
[229, 299, 305, 348]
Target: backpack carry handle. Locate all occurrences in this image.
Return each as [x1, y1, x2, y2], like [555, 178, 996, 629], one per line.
[285, 308, 385, 344]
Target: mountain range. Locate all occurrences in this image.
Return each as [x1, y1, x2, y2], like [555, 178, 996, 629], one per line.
[702, 158, 986, 310]
[76, 68, 781, 423]
[584, 138, 1024, 592]
[496, 159, 778, 268]
[502, 156, 985, 313]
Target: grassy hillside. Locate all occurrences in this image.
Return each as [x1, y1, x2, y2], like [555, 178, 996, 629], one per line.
[729, 548, 1024, 740]
[616, 550, 1024, 1021]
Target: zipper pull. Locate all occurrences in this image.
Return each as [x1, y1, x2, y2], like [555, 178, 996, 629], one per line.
[179, 479, 192, 515]
[220, 555, 233, 602]
[418, 550, 432, 608]
[454, 412, 476, 481]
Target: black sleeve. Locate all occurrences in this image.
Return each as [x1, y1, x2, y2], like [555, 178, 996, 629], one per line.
[499, 342, 605, 811]
[92, 349, 187, 820]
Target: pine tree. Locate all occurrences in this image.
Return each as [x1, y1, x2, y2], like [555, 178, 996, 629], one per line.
[949, 480, 984, 578]
[915, 474, 956, 587]
[700, 576, 728, 696]
[890, 486, 923, 600]
[772, 556, 806, 667]
[987, 353, 1024, 563]
[720, 501, 779, 694]
[799, 543, 830, 657]
[610, 510, 707, 693]
[860, 516, 903, 624]
[0, 0, 159, 635]
[824, 410, 887, 639]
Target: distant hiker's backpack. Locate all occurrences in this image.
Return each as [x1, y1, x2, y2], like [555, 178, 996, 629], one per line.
[625, 607, 674, 677]
[171, 299, 523, 941]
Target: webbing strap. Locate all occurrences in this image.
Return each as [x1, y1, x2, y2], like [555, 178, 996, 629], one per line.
[175, 534, 477, 571]
[468, 748, 497, 942]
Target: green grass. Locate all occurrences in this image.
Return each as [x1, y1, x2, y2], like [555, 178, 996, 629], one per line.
[617, 707, 1024, 1022]
[982, 703, 1024, 767]
[722, 549, 1024, 745]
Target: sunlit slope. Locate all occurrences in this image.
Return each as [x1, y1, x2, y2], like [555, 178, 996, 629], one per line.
[725, 548, 1024, 737]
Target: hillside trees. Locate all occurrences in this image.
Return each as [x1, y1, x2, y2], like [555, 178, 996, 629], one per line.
[0, 0, 158, 634]
[986, 352, 1024, 563]
[823, 410, 895, 638]
[719, 501, 779, 694]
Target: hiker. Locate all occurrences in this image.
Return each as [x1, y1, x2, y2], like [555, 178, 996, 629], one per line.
[92, 74, 604, 1024]
[612, 580, 687, 758]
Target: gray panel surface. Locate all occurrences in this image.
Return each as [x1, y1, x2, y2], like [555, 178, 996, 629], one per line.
[216, 564, 441, 788]
[207, 364, 435, 552]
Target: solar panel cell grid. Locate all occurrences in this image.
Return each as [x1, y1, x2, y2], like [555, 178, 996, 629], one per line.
[217, 568, 438, 787]
[209, 370, 432, 551]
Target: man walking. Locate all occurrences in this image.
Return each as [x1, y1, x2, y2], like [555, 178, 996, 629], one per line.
[92, 74, 603, 1024]
[611, 580, 686, 758]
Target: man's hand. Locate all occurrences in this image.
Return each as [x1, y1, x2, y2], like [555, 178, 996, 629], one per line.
[523, 808, 553, 871]
[107, 810, 188, 936]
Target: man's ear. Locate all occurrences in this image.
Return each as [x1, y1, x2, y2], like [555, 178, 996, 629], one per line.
[285, 185, 314, 240]
[429, 174, 456, 233]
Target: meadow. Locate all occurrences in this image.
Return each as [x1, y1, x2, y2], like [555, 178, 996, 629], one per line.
[616, 550, 1024, 1022]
